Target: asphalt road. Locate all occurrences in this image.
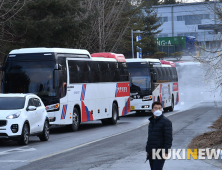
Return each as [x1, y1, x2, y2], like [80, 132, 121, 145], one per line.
[0, 102, 222, 170]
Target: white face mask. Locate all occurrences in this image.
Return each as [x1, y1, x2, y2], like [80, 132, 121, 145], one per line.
[153, 110, 162, 117]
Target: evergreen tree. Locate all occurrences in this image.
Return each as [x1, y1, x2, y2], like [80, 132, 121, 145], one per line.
[10, 0, 90, 49]
[117, 1, 162, 57]
[140, 1, 162, 55]
[142, 0, 161, 6]
[163, 0, 177, 5]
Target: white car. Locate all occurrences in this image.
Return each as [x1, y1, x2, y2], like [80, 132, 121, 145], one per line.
[0, 93, 49, 145]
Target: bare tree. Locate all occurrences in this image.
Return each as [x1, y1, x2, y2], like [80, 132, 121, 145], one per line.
[80, 0, 139, 53]
[190, 2, 222, 96]
[0, 0, 27, 92]
[0, 0, 27, 62]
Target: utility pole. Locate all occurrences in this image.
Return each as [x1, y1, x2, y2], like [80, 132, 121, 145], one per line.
[131, 30, 144, 58]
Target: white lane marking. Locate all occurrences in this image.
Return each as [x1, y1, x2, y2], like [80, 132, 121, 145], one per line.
[0, 147, 36, 156]
[29, 127, 140, 162]
[29, 102, 201, 162]
[0, 160, 28, 162]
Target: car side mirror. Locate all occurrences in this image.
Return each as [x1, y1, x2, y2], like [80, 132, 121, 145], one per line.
[27, 106, 36, 111]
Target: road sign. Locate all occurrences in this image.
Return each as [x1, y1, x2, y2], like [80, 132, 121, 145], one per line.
[136, 35, 142, 59]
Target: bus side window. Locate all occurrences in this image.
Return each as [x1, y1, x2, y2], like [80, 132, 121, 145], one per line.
[121, 62, 129, 81]
[161, 68, 167, 81]
[69, 60, 78, 83]
[157, 67, 163, 81]
[169, 67, 174, 82]
[174, 67, 178, 82]
[87, 61, 93, 83]
[171, 67, 177, 82]
[78, 61, 89, 83]
[119, 62, 124, 82]
[156, 67, 161, 81]
[106, 62, 112, 82]
[97, 62, 101, 82]
[57, 57, 67, 98]
[109, 62, 116, 82]
[125, 66, 130, 81]
[166, 68, 171, 82]
[89, 61, 99, 83]
[153, 68, 158, 82]
[171, 67, 175, 82]
[99, 61, 109, 82]
[114, 63, 120, 82]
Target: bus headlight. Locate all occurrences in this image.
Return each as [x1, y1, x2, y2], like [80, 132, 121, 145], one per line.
[46, 103, 60, 111]
[142, 95, 152, 101]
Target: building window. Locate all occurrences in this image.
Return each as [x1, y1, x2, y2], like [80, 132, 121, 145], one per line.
[177, 14, 210, 25]
[156, 17, 168, 25]
[177, 16, 183, 21]
[203, 14, 210, 19]
[156, 34, 168, 38]
[177, 32, 196, 37]
[161, 17, 168, 22]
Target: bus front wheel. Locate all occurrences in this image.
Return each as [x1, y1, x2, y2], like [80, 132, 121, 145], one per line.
[69, 108, 80, 132]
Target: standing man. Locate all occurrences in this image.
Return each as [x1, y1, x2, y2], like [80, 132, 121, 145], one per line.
[146, 101, 173, 170]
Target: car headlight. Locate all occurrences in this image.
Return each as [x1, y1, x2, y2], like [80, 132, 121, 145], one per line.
[142, 95, 152, 101]
[45, 103, 60, 111]
[6, 111, 21, 119]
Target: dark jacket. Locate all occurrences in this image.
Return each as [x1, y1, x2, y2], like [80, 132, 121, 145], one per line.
[146, 114, 173, 154]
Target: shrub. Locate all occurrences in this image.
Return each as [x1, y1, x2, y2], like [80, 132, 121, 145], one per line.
[153, 52, 167, 59]
[170, 51, 185, 60]
[170, 51, 185, 57]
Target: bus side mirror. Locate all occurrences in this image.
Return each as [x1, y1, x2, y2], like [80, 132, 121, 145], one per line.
[54, 64, 62, 70]
[53, 70, 59, 88]
[129, 73, 132, 86]
[153, 73, 157, 82]
[0, 65, 4, 71]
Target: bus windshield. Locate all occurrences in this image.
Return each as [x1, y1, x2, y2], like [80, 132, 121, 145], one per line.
[128, 67, 151, 93]
[3, 60, 56, 97]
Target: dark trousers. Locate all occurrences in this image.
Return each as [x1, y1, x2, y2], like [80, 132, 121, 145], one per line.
[148, 155, 165, 170]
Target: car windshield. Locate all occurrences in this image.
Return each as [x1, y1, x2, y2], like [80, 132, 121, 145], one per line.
[0, 97, 25, 110]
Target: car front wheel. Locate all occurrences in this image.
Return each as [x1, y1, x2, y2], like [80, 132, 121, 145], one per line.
[39, 120, 50, 141]
[18, 123, 29, 145]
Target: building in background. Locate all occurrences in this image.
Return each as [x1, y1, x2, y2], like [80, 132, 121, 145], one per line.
[153, 1, 222, 54]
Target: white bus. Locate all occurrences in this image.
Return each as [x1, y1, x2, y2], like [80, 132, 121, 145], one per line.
[126, 59, 179, 114]
[1, 48, 130, 131]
